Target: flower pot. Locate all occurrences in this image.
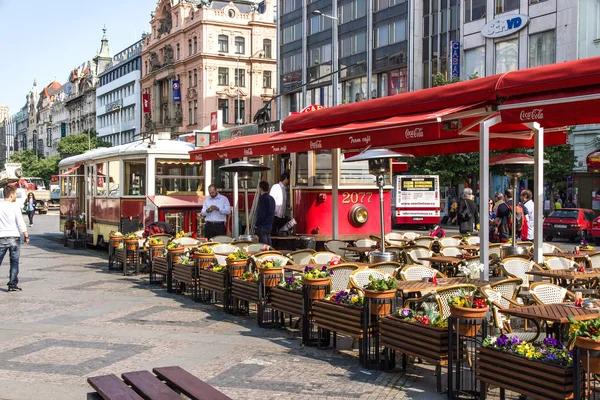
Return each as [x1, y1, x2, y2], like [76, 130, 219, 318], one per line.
[258, 267, 283, 287]
[575, 336, 600, 374]
[364, 289, 396, 316]
[149, 244, 164, 258]
[167, 247, 184, 263]
[303, 277, 330, 300]
[226, 259, 247, 278]
[76, 223, 86, 233]
[124, 238, 138, 251]
[449, 305, 488, 337]
[194, 253, 215, 270]
[109, 236, 123, 247]
[65, 221, 75, 230]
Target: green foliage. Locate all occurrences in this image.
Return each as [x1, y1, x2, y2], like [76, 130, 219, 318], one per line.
[57, 129, 111, 159]
[544, 144, 575, 189]
[8, 150, 60, 184]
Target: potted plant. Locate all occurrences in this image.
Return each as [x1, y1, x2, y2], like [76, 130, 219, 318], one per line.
[75, 213, 86, 232]
[147, 237, 165, 258]
[175, 230, 187, 239]
[257, 258, 283, 287]
[272, 276, 304, 318]
[226, 249, 249, 278]
[194, 245, 215, 269]
[313, 289, 366, 339]
[448, 289, 488, 337]
[109, 231, 123, 247]
[231, 271, 260, 306]
[363, 274, 398, 316]
[65, 217, 75, 231]
[166, 241, 185, 263]
[580, 239, 594, 251]
[302, 266, 333, 300]
[568, 315, 600, 373]
[123, 232, 139, 251]
[458, 260, 484, 283]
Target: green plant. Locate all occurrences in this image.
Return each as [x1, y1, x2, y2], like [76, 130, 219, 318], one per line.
[568, 315, 600, 342]
[396, 307, 448, 328]
[325, 289, 364, 307]
[110, 231, 123, 237]
[166, 241, 184, 249]
[76, 213, 86, 224]
[148, 238, 164, 245]
[279, 276, 303, 291]
[302, 265, 333, 279]
[448, 289, 487, 308]
[483, 335, 571, 367]
[177, 255, 193, 265]
[241, 271, 259, 282]
[227, 249, 249, 261]
[124, 232, 138, 240]
[207, 264, 226, 273]
[197, 245, 214, 254]
[259, 257, 282, 269]
[365, 275, 398, 291]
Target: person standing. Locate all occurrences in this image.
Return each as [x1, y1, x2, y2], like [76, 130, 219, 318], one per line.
[24, 192, 36, 227]
[201, 185, 231, 240]
[0, 186, 29, 292]
[449, 198, 458, 225]
[521, 190, 534, 241]
[270, 173, 290, 235]
[255, 181, 276, 246]
[554, 197, 562, 210]
[454, 188, 478, 235]
[565, 195, 577, 208]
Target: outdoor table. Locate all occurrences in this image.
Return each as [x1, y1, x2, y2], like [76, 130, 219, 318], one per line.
[549, 251, 599, 268]
[341, 246, 377, 262]
[527, 268, 600, 296]
[397, 277, 489, 303]
[499, 301, 600, 341]
[456, 245, 480, 253]
[418, 256, 463, 276]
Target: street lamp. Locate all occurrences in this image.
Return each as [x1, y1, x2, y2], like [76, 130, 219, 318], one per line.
[344, 149, 413, 262]
[312, 9, 338, 106]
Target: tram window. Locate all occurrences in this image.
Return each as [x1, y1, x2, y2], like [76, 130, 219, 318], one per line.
[296, 152, 308, 185]
[315, 150, 332, 185]
[108, 161, 121, 196]
[124, 160, 146, 196]
[96, 163, 107, 196]
[341, 159, 376, 185]
[155, 160, 203, 195]
[61, 175, 77, 197]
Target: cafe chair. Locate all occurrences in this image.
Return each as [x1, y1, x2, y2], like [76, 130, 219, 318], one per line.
[489, 278, 523, 302]
[327, 263, 360, 292]
[401, 231, 421, 241]
[413, 236, 436, 249]
[231, 240, 253, 249]
[544, 256, 576, 271]
[530, 282, 576, 305]
[386, 246, 405, 262]
[368, 261, 402, 278]
[501, 257, 544, 291]
[439, 237, 461, 247]
[310, 252, 346, 265]
[325, 240, 356, 259]
[440, 247, 463, 258]
[348, 269, 388, 291]
[286, 249, 316, 265]
[406, 247, 434, 267]
[587, 253, 600, 269]
[542, 242, 564, 255]
[248, 254, 290, 272]
[210, 235, 234, 243]
[399, 264, 446, 281]
[489, 243, 503, 276]
[210, 243, 240, 265]
[245, 243, 275, 253]
[385, 232, 407, 246]
[355, 238, 377, 248]
[465, 236, 480, 245]
[172, 237, 199, 248]
[404, 284, 477, 320]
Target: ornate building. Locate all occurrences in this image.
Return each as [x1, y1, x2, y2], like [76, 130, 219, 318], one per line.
[140, 0, 276, 137]
[36, 81, 63, 157]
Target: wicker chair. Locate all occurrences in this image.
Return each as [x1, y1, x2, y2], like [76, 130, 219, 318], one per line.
[369, 261, 402, 278]
[247, 251, 284, 271]
[325, 240, 355, 259]
[231, 240, 253, 249]
[386, 246, 405, 262]
[530, 282, 575, 305]
[414, 236, 436, 248]
[544, 256, 576, 270]
[399, 264, 446, 280]
[439, 237, 461, 247]
[348, 269, 388, 290]
[310, 252, 346, 264]
[355, 238, 377, 247]
[173, 237, 199, 248]
[465, 236, 480, 245]
[245, 243, 275, 253]
[490, 278, 523, 301]
[404, 284, 477, 320]
[480, 286, 540, 341]
[587, 253, 600, 269]
[327, 264, 360, 292]
[406, 247, 434, 267]
[250, 254, 290, 271]
[402, 231, 421, 241]
[440, 247, 463, 257]
[286, 249, 316, 265]
[385, 232, 407, 246]
[542, 242, 564, 255]
[489, 243, 503, 276]
[501, 257, 543, 291]
[210, 243, 240, 265]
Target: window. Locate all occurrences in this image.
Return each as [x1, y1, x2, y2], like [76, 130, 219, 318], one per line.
[315, 150, 332, 185]
[263, 71, 272, 88]
[218, 35, 228, 53]
[283, 23, 302, 44]
[234, 100, 245, 124]
[262, 101, 272, 120]
[155, 160, 203, 195]
[529, 30, 555, 67]
[193, 100, 198, 124]
[234, 37, 245, 54]
[188, 102, 192, 125]
[393, 19, 406, 43]
[339, 0, 367, 24]
[296, 152, 308, 185]
[188, 39, 192, 56]
[263, 39, 272, 58]
[218, 99, 229, 124]
[193, 69, 198, 86]
[188, 71, 192, 87]
[530, 0, 549, 3]
[375, 25, 389, 48]
[282, 0, 302, 14]
[95, 162, 107, 196]
[465, 0, 486, 23]
[496, 0, 519, 14]
[124, 159, 145, 196]
[340, 32, 367, 57]
[495, 39, 518, 73]
[235, 68, 245, 87]
[193, 36, 198, 54]
[341, 159, 377, 185]
[374, 0, 389, 12]
[145, 61, 148, 76]
[464, 46, 485, 79]
[218, 67, 229, 85]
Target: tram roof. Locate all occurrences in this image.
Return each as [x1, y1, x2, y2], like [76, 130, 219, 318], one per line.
[59, 139, 196, 167]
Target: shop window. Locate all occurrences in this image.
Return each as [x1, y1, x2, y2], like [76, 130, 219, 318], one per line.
[315, 150, 332, 185]
[124, 159, 146, 196]
[296, 152, 308, 185]
[165, 211, 185, 233]
[155, 160, 203, 195]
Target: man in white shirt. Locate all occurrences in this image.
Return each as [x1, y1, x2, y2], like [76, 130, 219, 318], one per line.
[0, 186, 29, 291]
[520, 189, 534, 241]
[269, 173, 289, 235]
[201, 185, 231, 240]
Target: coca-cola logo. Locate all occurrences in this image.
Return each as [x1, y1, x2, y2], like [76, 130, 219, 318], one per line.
[405, 127, 424, 139]
[519, 108, 544, 121]
[194, 154, 203, 161]
[309, 140, 322, 149]
[243, 148, 253, 156]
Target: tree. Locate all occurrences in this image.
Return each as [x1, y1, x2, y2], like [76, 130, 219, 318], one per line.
[8, 150, 60, 184]
[544, 143, 575, 196]
[57, 129, 111, 159]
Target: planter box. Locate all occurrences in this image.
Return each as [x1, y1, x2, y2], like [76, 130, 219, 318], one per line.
[152, 257, 168, 276]
[271, 286, 303, 318]
[198, 269, 227, 293]
[231, 279, 259, 303]
[477, 346, 574, 400]
[313, 300, 365, 339]
[380, 316, 449, 365]
[172, 263, 198, 286]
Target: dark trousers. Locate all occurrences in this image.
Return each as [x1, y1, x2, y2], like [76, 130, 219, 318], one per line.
[204, 222, 226, 240]
[0, 238, 20, 288]
[27, 210, 35, 225]
[255, 227, 272, 246]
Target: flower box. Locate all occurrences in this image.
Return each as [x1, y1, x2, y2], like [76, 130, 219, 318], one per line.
[152, 256, 168, 276]
[198, 268, 227, 293]
[477, 346, 574, 400]
[271, 286, 303, 318]
[313, 300, 365, 339]
[231, 278, 259, 303]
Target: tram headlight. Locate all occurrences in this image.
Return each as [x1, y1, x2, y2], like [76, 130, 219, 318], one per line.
[349, 205, 369, 227]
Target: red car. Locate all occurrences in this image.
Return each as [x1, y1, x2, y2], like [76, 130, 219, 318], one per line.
[543, 208, 597, 242]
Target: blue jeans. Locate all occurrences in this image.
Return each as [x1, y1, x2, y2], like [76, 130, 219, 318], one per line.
[255, 227, 272, 247]
[0, 238, 20, 288]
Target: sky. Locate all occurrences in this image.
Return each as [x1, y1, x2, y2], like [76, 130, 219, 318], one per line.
[0, 0, 157, 115]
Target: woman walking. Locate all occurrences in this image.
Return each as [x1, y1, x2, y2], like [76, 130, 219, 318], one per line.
[24, 192, 36, 227]
[453, 188, 479, 235]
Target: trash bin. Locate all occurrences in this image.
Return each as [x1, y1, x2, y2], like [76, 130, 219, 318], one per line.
[369, 251, 398, 264]
[297, 236, 316, 250]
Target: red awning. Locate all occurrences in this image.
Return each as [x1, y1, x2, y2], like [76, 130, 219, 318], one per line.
[148, 195, 205, 208]
[58, 164, 81, 177]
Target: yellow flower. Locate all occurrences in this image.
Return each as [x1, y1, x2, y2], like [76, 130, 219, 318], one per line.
[351, 296, 359, 304]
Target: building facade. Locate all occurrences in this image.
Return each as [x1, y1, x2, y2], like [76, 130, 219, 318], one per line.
[140, 0, 277, 137]
[14, 105, 28, 153]
[5, 113, 16, 160]
[96, 39, 143, 146]
[0, 105, 9, 123]
[36, 81, 63, 158]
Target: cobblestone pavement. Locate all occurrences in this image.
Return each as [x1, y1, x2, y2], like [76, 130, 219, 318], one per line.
[0, 214, 564, 399]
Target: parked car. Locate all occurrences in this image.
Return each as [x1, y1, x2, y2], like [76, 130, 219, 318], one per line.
[543, 208, 597, 242]
[591, 216, 600, 245]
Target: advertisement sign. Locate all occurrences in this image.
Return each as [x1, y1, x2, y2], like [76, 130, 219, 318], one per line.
[587, 151, 600, 173]
[451, 41, 460, 79]
[258, 120, 281, 134]
[300, 104, 326, 113]
[172, 80, 181, 102]
[210, 132, 219, 144]
[142, 94, 150, 113]
[105, 99, 122, 113]
[481, 14, 530, 38]
[396, 176, 440, 208]
[210, 111, 218, 131]
[195, 131, 210, 147]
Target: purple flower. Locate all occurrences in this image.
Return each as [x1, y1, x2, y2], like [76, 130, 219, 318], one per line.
[335, 294, 343, 303]
[329, 269, 334, 275]
[496, 334, 509, 347]
[543, 337, 560, 348]
[304, 266, 313, 273]
[546, 353, 557, 361]
[510, 336, 521, 345]
[321, 266, 327, 272]
[401, 308, 412, 318]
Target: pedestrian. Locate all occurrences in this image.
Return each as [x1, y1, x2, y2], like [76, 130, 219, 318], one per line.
[565, 195, 577, 208]
[554, 197, 562, 210]
[449, 198, 458, 225]
[270, 172, 290, 235]
[201, 185, 231, 240]
[521, 189, 534, 241]
[255, 181, 276, 246]
[454, 188, 478, 235]
[0, 186, 30, 292]
[23, 192, 36, 227]
[493, 192, 510, 243]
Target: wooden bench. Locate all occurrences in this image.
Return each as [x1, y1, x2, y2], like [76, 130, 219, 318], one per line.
[87, 366, 231, 400]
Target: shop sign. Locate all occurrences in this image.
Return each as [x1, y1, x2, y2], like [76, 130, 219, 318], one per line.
[300, 104, 326, 113]
[587, 151, 600, 172]
[481, 14, 529, 38]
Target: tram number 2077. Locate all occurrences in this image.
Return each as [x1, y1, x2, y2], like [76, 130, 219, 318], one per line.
[342, 192, 373, 204]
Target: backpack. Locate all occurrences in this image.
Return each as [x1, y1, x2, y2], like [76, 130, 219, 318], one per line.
[505, 202, 524, 234]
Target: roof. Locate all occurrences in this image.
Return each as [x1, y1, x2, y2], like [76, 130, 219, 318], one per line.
[59, 139, 196, 167]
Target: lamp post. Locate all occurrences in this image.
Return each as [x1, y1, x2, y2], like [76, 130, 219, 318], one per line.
[344, 149, 413, 262]
[219, 161, 270, 241]
[312, 9, 338, 106]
